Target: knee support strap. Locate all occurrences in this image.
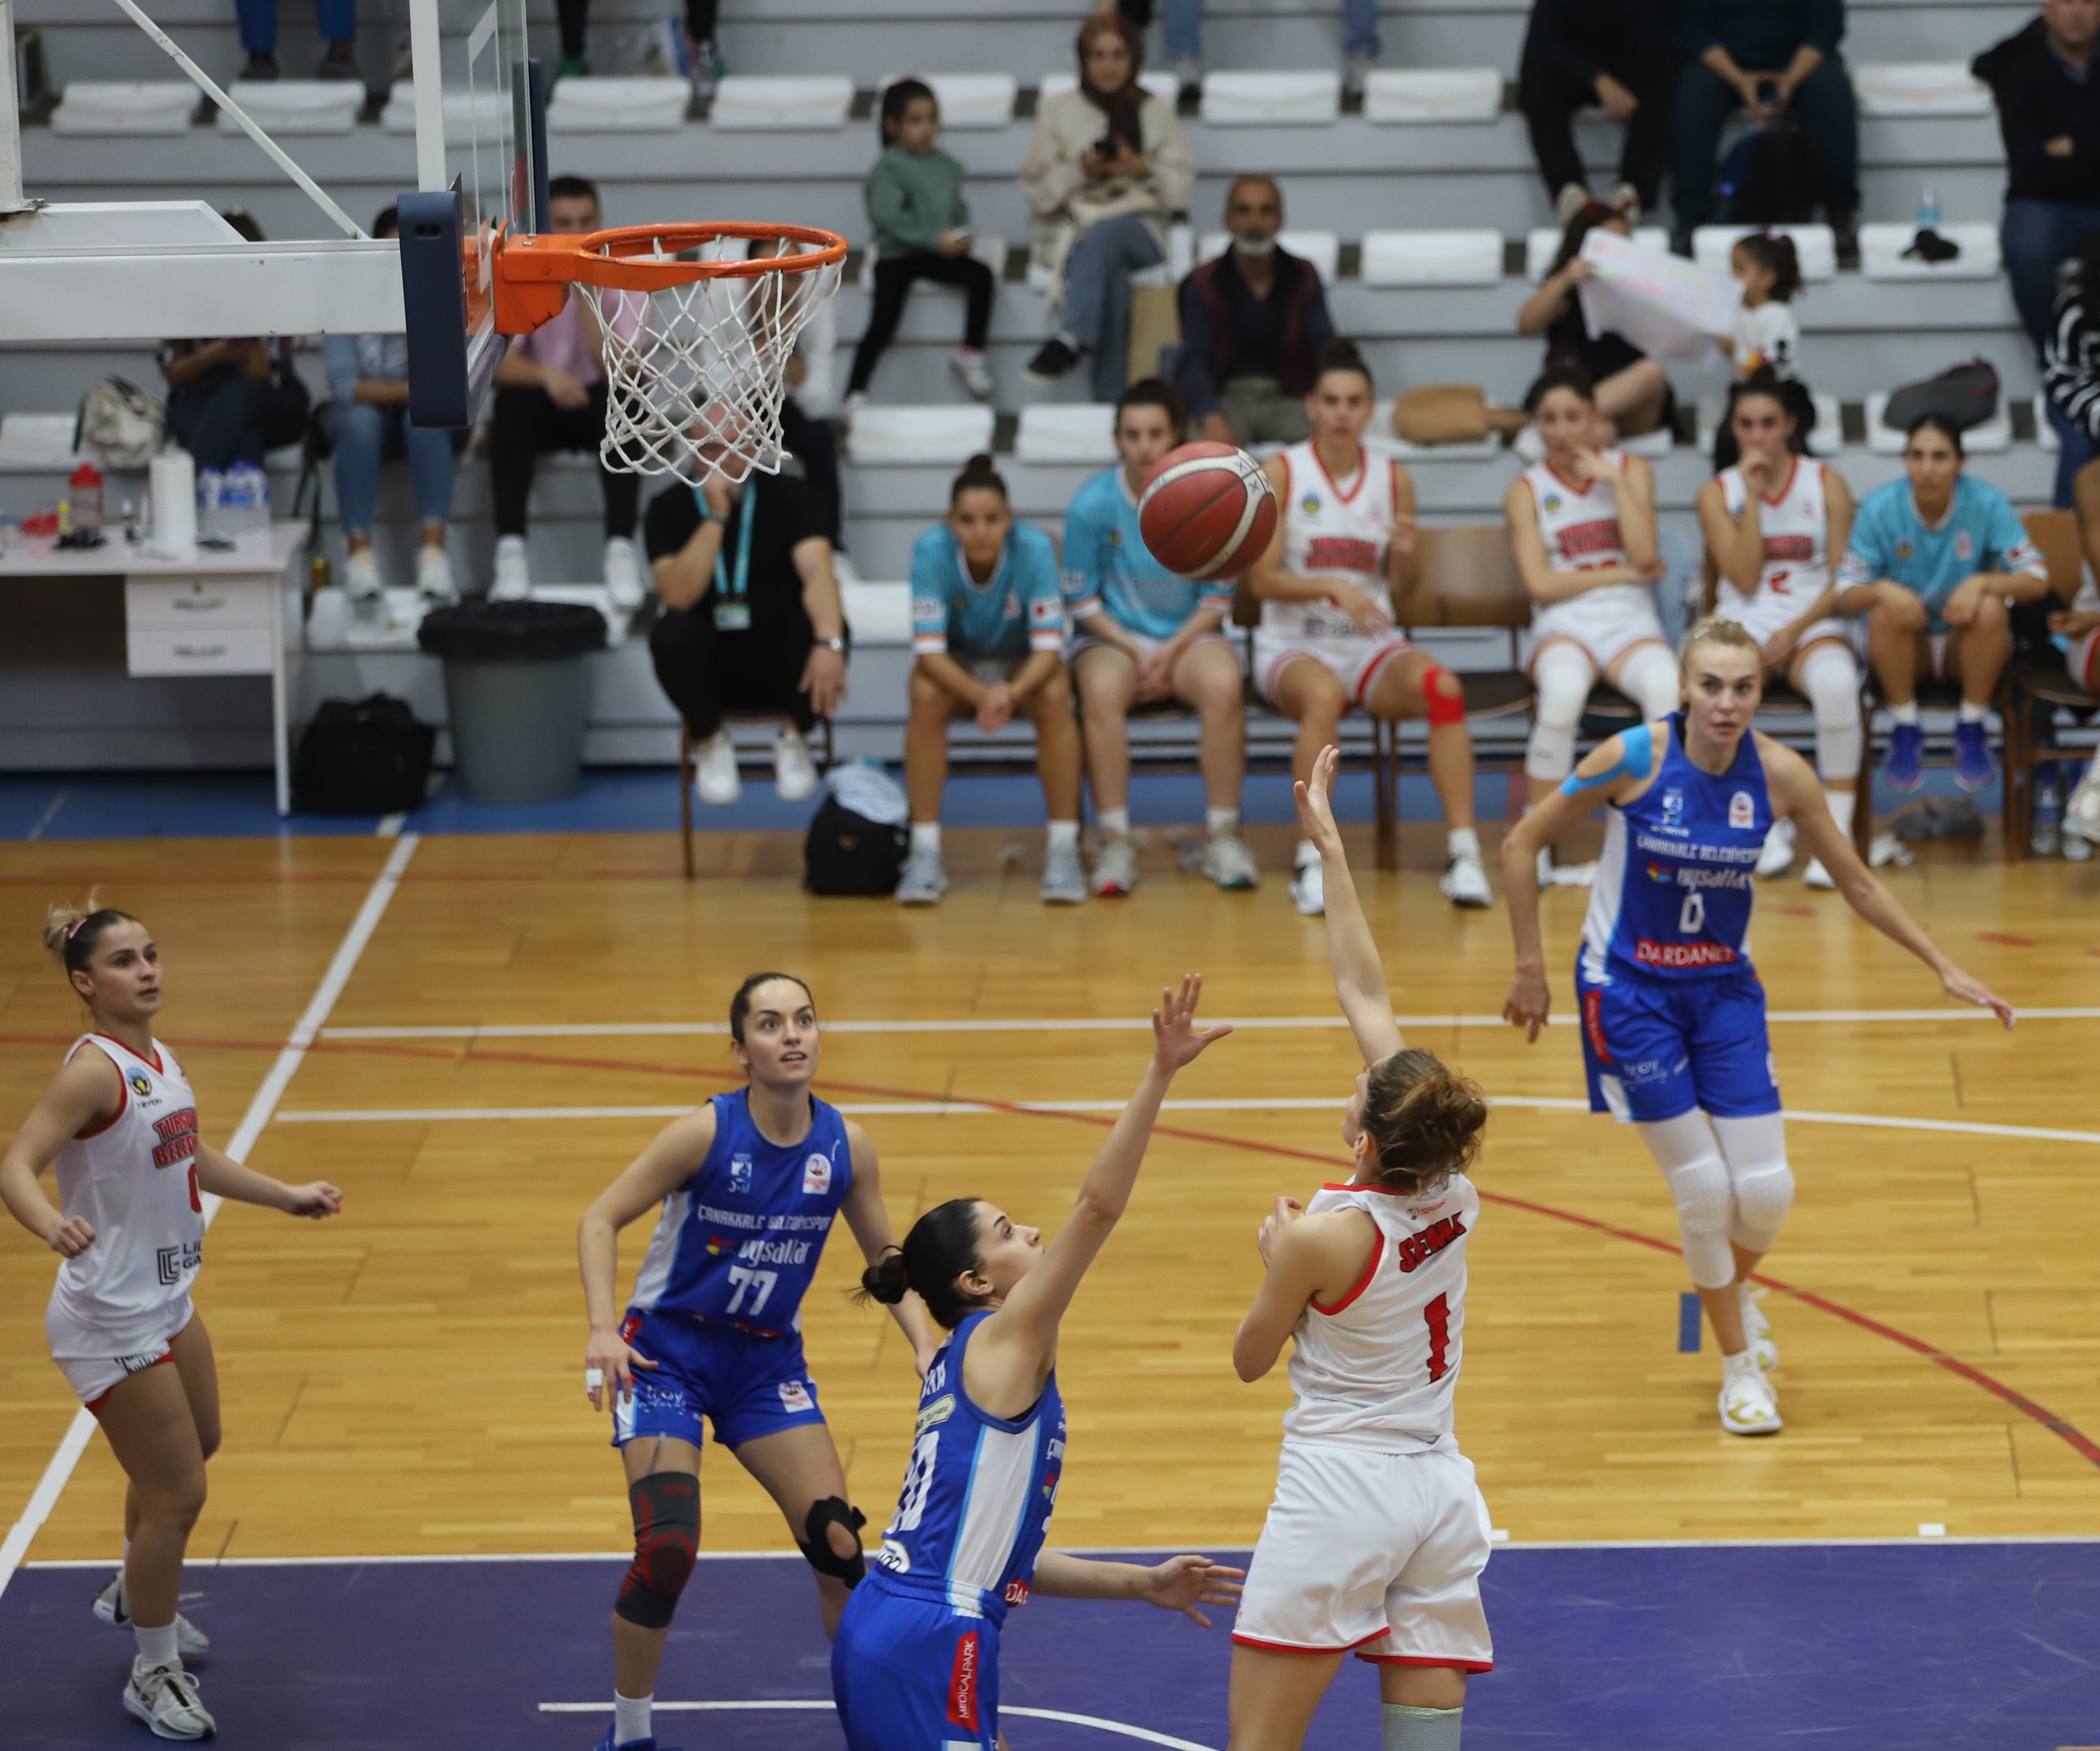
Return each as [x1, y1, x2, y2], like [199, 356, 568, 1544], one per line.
[1421, 664, 1468, 728]
[798, 1496, 868, 1587]
[615, 1472, 700, 1630]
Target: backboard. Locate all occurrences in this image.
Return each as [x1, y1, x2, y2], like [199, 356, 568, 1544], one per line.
[399, 0, 546, 428]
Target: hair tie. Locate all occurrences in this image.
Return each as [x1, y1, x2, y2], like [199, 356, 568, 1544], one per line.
[64, 915, 88, 941]
[897, 1261, 911, 1289]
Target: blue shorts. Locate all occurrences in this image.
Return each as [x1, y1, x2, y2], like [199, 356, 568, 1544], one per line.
[610, 1308, 828, 1452]
[1575, 959, 1780, 1124]
[832, 1575, 1001, 1751]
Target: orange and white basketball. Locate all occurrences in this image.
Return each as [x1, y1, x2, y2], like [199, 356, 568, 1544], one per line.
[1137, 441, 1279, 581]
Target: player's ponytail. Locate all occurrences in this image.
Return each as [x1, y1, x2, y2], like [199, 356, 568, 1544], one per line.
[854, 1197, 987, 1329]
[1359, 1050, 1486, 1195]
[948, 454, 1008, 506]
[43, 895, 140, 980]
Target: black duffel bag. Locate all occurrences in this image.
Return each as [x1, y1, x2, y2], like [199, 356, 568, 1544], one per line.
[293, 693, 435, 815]
[1883, 358, 2000, 434]
[804, 763, 909, 896]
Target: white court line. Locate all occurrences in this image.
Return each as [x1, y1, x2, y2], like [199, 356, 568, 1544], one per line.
[0, 833, 422, 1603]
[535, 1699, 1216, 1749]
[318, 1005, 2100, 1041]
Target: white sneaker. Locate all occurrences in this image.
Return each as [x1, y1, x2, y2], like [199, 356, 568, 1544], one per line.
[414, 543, 457, 603]
[1755, 817, 1796, 878]
[2066, 755, 2100, 845]
[1042, 839, 1088, 905]
[895, 844, 948, 905]
[123, 1658, 215, 1740]
[342, 546, 383, 601]
[692, 728, 742, 805]
[950, 349, 996, 403]
[1740, 1282, 1778, 1373]
[2065, 830, 2093, 862]
[1801, 855, 1835, 890]
[1092, 834, 1137, 896]
[491, 533, 531, 600]
[1290, 856, 1325, 917]
[1203, 832, 1260, 891]
[1719, 1353, 1783, 1436]
[1440, 850, 1494, 909]
[93, 1571, 211, 1658]
[602, 535, 645, 610]
[773, 726, 818, 802]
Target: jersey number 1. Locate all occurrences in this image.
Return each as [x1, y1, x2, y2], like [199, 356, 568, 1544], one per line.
[1424, 1293, 1452, 1383]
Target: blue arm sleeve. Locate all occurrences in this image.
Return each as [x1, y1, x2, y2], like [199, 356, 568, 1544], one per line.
[1559, 723, 1654, 796]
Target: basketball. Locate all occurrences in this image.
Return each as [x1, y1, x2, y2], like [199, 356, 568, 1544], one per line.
[1136, 441, 1279, 580]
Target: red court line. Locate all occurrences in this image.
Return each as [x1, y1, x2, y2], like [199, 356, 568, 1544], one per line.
[5, 1028, 2096, 1472]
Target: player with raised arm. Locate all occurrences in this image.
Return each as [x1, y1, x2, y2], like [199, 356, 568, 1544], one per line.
[1226, 747, 1495, 1751]
[1500, 618, 2014, 1436]
[576, 973, 938, 1751]
[834, 977, 1244, 1749]
[0, 901, 343, 1741]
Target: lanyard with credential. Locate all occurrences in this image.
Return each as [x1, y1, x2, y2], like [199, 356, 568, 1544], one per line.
[698, 486, 756, 631]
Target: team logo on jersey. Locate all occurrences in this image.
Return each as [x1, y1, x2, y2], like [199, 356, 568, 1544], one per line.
[1728, 791, 1755, 830]
[778, 1378, 814, 1412]
[1300, 495, 1320, 514]
[1541, 493, 1563, 513]
[1955, 530, 1974, 561]
[801, 1153, 833, 1195]
[915, 1393, 955, 1436]
[728, 1153, 754, 1196]
[1004, 1578, 1032, 1607]
[1004, 591, 1022, 621]
[877, 1538, 911, 1572]
[1659, 788, 1685, 828]
[1041, 1469, 1060, 1503]
[1397, 1212, 1468, 1273]
[1106, 527, 1122, 547]
[1896, 540, 1914, 562]
[128, 1070, 153, 1099]
[1645, 861, 1674, 882]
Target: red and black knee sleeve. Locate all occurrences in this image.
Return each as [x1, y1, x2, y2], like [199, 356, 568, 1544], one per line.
[614, 1472, 699, 1629]
[1422, 663, 1468, 727]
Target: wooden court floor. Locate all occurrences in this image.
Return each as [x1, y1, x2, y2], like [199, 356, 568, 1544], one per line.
[4, 824, 2099, 1571]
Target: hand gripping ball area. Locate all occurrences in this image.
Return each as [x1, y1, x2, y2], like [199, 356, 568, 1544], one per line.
[1136, 441, 1280, 581]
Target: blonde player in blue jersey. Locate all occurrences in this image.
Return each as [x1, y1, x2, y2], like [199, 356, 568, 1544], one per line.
[1064, 378, 1260, 895]
[837, 976, 1245, 1749]
[1500, 618, 2013, 1435]
[577, 974, 939, 1751]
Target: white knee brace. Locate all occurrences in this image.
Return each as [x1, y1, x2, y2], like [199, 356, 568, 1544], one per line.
[1796, 641, 1863, 783]
[1639, 1112, 1736, 1289]
[1614, 641, 1683, 723]
[1525, 643, 1596, 782]
[1713, 1112, 1795, 1256]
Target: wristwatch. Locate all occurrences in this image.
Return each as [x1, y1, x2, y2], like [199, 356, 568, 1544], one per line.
[819, 636, 847, 654]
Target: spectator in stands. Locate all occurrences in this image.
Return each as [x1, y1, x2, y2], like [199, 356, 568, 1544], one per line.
[237, 0, 358, 81]
[1713, 230, 1815, 469]
[1836, 412, 2052, 793]
[1109, 0, 1385, 102]
[160, 212, 310, 475]
[1518, 0, 1677, 224]
[322, 207, 456, 604]
[847, 80, 998, 409]
[1518, 201, 1670, 440]
[750, 235, 845, 547]
[2043, 232, 2100, 504]
[1020, 15, 1194, 399]
[898, 455, 1085, 907]
[1175, 176, 1336, 448]
[1974, 0, 2100, 358]
[558, 0, 726, 99]
[1672, 0, 1859, 248]
[1063, 380, 1259, 896]
[644, 426, 848, 809]
[2057, 454, 2100, 841]
[486, 176, 643, 609]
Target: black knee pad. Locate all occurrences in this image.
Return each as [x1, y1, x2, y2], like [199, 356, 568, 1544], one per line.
[797, 1496, 868, 1587]
[614, 1472, 700, 1629]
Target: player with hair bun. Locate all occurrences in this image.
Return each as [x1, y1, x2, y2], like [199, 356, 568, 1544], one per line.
[0, 900, 343, 1742]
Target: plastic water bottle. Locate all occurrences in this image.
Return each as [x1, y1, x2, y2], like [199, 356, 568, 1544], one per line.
[196, 467, 224, 539]
[1917, 187, 1940, 231]
[2032, 764, 2061, 856]
[247, 462, 271, 531]
[226, 464, 259, 536]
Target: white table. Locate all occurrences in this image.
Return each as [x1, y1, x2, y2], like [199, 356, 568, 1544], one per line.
[0, 523, 308, 813]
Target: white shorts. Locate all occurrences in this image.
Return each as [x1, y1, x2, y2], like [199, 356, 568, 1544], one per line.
[1232, 1439, 1495, 1671]
[1715, 592, 1851, 663]
[1252, 631, 1412, 712]
[48, 1297, 192, 1411]
[1522, 590, 1667, 674]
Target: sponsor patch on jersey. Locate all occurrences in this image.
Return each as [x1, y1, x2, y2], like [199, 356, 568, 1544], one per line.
[877, 1538, 910, 1572]
[1029, 594, 1061, 625]
[155, 1239, 202, 1286]
[1635, 938, 1739, 969]
[728, 1152, 754, 1196]
[1004, 1578, 1031, 1607]
[778, 1378, 814, 1412]
[1659, 788, 1686, 828]
[947, 1630, 981, 1728]
[128, 1071, 153, 1098]
[1004, 591, 1021, 621]
[1956, 530, 1974, 561]
[1646, 860, 1674, 882]
[1729, 790, 1756, 830]
[1582, 988, 1611, 1060]
[801, 1152, 833, 1196]
[915, 1393, 956, 1436]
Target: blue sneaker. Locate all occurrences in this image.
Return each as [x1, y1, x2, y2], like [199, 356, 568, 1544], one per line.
[1883, 722, 1925, 792]
[593, 1732, 680, 1751]
[1952, 719, 1997, 791]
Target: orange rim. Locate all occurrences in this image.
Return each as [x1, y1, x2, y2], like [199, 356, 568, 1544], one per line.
[493, 221, 847, 335]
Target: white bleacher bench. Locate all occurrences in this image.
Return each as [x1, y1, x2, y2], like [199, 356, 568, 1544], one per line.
[1198, 230, 1339, 285]
[1015, 404, 1119, 465]
[1362, 68, 1502, 125]
[710, 75, 856, 130]
[1695, 392, 1843, 458]
[879, 73, 1016, 130]
[846, 404, 997, 466]
[1361, 230, 1504, 289]
[213, 80, 363, 136]
[51, 82, 195, 135]
[1693, 224, 1836, 284]
[1857, 222, 2003, 281]
[840, 578, 914, 645]
[548, 75, 689, 132]
[1851, 62, 1992, 119]
[1526, 226, 1668, 282]
[1618, 425, 1674, 459]
[379, 82, 509, 139]
[1039, 71, 1179, 107]
[1201, 71, 1341, 127]
[1865, 394, 2011, 455]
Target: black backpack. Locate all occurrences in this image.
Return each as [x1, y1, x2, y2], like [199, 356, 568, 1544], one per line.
[804, 791, 908, 896]
[293, 693, 435, 815]
[1883, 358, 2001, 434]
[1719, 116, 1815, 225]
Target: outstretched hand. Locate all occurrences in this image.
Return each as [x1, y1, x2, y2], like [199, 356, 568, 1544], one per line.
[1141, 1555, 1246, 1628]
[1152, 974, 1232, 1074]
[1942, 964, 2016, 1029]
[1292, 744, 1344, 858]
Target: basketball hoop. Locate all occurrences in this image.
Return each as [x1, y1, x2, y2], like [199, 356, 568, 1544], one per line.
[493, 221, 847, 485]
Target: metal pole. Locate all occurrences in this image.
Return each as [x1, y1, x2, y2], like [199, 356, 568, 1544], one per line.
[408, 0, 445, 194]
[0, 0, 29, 214]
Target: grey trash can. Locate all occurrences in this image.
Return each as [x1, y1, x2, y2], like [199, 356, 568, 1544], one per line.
[418, 600, 607, 805]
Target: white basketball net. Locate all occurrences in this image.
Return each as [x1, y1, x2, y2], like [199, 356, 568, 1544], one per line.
[586, 243, 842, 486]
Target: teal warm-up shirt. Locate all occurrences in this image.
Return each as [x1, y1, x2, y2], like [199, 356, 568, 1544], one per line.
[910, 522, 1066, 661]
[1060, 465, 1235, 641]
[1836, 474, 2046, 633]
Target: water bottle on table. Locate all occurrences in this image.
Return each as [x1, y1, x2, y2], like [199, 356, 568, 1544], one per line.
[2031, 764, 2061, 856]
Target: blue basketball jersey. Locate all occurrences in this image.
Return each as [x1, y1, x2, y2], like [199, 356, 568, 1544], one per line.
[625, 1089, 852, 1335]
[869, 1311, 1066, 1625]
[1581, 716, 1769, 983]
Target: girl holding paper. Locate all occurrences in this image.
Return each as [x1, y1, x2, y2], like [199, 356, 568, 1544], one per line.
[1518, 202, 1671, 442]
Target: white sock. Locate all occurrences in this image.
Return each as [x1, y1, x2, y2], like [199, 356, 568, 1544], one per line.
[911, 823, 941, 855]
[1098, 805, 1130, 837]
[1957, 700, 1988, 723]
[1294, 837, 1318, 869]
[134, 1621, 178, 1667]
[955, 344, 982, 359]
[1047, 819, 1080, 850]
[1825, 789, 1856, 835]
[1446, 826, 1481, 860]
[1889, 700, 1920, 726]
[614, 1691, 652, 1747]
[1206, 806, 1239, 838]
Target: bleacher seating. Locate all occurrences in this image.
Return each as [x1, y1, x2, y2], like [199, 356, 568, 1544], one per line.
[1525, 226, 1669, 281]
[879, 73, 1016, 130]
[1014, 405, 1119, 466]
[1200, 71, 1341, 128]
[1851, 62, 1993, 119]
[1197, 229, 1340, 285]
[1360, 69, 1503, 125]
[49, 82, 194, 135]
[1858, 221, 2002, 281]
[708, 74, 855, 131]
[1360, 230, 1503, 289]
[1038, 71, 1178, 107]
[845, 404, 997, 467]
[546, 75, 690, 133]
[1692, 224, 1838, 283]
[212, 80, 362, 135]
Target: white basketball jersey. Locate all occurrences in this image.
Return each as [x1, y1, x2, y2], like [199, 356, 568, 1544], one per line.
[1282, 1175, 1477, 1452]
[1716, 457, 1830, 611]
[1269, 440, 1399, 643]
[47, 1035, 205, 1352]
